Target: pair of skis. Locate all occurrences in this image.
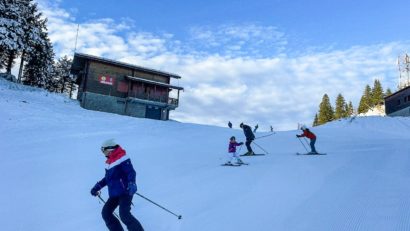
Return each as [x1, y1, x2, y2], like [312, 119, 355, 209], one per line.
[296, 152, 327, 155]
[240, 153, 265, 156]
[221, 153, 265, 167]
[221, 162, 249, 167]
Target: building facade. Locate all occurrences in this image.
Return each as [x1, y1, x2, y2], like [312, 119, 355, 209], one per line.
[71, 53, 183, 120]
[384, 86, 410, 116]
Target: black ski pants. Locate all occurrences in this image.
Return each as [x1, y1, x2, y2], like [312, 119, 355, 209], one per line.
[245, 138, 254, 153]
[102, 194, 144, 231]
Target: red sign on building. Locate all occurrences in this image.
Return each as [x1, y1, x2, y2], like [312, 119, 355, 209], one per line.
[99, 76, 114, 85]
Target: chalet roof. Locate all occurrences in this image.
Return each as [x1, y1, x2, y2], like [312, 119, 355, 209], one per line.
[384, 85, 410, 100]
[126, 76, 184, 90]
[71, 53, 181, 79]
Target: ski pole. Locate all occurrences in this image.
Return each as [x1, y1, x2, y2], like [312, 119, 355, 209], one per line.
[252, 141, 269, 154]
[135, 193, 182, 220]
[255, 133, 274, 140]
[237, 143, 243, 154]
[297, 137, 309, 153]
[97, 194, 121, 220]
[303, 137, 309, 146]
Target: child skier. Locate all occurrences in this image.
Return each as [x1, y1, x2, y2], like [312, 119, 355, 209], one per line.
[225, 136, 245, 165]
[296, 125, 318, 154]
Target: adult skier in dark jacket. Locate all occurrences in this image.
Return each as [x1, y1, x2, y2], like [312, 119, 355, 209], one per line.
[91, 139, 144, 231]
[240, 122, 255, 155]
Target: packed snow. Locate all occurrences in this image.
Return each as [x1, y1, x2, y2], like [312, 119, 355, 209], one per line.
[1, 78, 410, 231]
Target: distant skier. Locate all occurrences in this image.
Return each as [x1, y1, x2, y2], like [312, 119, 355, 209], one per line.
[296, 125, 317, 154]
[240, 122, 255, 155]
[228, 121, 232, 128]
[225, 136, 244, 165]
[253, 124, 259, 133]
[270, 125, 274, 133]
[90, 139, 144, 231]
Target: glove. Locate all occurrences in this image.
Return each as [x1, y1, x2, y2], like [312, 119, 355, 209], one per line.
[238, 142, 244, 145]
[127, 182, 137, 195]
[296, 135, 301, 138]
[90, 183, 101, 196]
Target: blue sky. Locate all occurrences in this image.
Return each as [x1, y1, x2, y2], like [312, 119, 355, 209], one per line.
[57, 0, 409, 51]
[33, 0, 410, 130]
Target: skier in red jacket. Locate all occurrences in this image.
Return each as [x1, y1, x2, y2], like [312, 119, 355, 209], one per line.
[296, 125, 317, 154]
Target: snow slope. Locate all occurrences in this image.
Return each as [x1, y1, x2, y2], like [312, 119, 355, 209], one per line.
[1, 78, 410, 231]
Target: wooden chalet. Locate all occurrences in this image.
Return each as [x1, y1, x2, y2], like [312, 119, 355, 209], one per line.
[71, 53, 183, 120]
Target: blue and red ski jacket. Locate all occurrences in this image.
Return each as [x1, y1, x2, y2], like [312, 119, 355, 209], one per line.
[94, 146, 137, 197]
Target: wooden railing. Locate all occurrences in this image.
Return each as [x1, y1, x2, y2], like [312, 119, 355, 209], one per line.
[168, 97, 179, 106]
[127, 92, 179, 106]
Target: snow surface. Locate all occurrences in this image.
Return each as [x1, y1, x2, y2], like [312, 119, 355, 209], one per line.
[1, 78, 410, 231]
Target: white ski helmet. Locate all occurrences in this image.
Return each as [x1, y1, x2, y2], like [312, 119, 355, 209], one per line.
[101, 138, 118, 150]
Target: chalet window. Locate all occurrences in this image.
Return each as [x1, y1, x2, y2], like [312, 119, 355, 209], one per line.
[397, 99, 401, 105]
[117, 81, 128, 93]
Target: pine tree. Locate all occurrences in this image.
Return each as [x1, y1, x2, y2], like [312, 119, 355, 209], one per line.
[0, 52, 6, 70]
[385, 88, 392, 97]
[19, 0, 55, 88]
[22, 16, 55, 88]
[346, 101, 354, 116]
[0, 0, 26, 74]
[317, 94, 334, 125]
[17, 0, 44, 82]
[52, 56, 75, 96]
[334, 93, 347, 119]
[358, 85, 372, 114]
[371, 79, 384, 106]
[313, 113, 319, 127]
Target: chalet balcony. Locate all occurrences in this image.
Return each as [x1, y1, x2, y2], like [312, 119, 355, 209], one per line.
[168, 97, 179, 106]
[127, 92, 179, 107]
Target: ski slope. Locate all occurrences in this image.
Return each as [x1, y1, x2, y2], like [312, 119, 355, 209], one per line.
[1, 78, 410, 231]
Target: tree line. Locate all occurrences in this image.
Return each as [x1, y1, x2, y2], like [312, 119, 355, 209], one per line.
[0, 0, 76, 97]
[313, 79, 392, 126]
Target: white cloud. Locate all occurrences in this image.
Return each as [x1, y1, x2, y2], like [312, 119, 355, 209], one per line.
[35, 0, 410, 131]
[188, 24, 287, 57]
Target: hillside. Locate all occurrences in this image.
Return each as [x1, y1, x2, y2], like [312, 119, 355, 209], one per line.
[1, 78, 410, 231]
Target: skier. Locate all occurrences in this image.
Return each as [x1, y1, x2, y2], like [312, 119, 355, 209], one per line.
[90, 139, 144, 231]
[228, 121, 232, 128]
[296, 125, 317, 154]
[253, 124, 259, 133]
[225, 136, 244, 165]
[240, 122, 255, 155]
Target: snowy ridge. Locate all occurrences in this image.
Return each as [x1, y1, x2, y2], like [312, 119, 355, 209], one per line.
[1, 78, 410, 231]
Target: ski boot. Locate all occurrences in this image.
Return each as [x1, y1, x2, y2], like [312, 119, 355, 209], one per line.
[236, 159, 244, 165]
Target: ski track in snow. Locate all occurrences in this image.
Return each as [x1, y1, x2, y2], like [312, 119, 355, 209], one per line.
[2, 78, 410, 231]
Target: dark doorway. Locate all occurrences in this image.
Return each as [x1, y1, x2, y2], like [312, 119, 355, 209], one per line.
[146, 105, 161, 119]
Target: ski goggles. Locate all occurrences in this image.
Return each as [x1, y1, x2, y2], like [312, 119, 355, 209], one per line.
[101, 146, 117, 152]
